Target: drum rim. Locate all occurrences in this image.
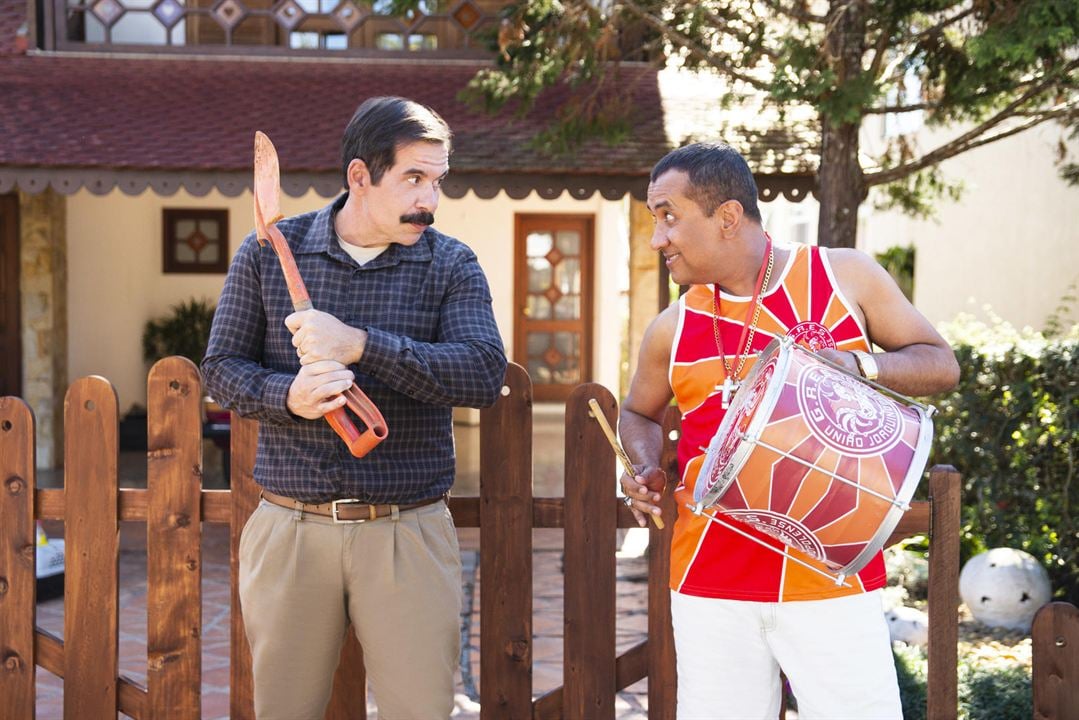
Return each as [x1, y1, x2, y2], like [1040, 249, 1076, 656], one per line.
[834, 403, 935, 577]
[694, 336, 792, 507]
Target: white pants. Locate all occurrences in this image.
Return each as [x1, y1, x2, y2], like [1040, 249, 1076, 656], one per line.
[671, 590, 902, 719]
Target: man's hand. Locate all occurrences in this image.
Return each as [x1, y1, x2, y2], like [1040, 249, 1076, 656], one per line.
[286, 359, 354, 419]
[816, 348, 860, 376]
[620, 465, 667, 528]
[286, 309, 367, 366]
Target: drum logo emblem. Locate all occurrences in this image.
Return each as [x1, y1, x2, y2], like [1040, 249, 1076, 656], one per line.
[723, 509, 825, 561]
[787, 321, 836, 352]
[797, 366, 902, 455]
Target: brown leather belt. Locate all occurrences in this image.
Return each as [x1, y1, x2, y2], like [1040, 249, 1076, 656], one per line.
[261, 489, 446, 524]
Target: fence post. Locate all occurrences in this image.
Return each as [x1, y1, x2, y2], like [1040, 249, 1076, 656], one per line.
[926, 466, 960, 720]
[480, 363, 533, 719]
[564, 384, 618, 719]
[0, 397, 36, 719]
[648, 407, 679, 720]
[1033, 602, 1079, 720]
[63, 376, 120, 719]
[146, 357, 204, 719]
[229, 414, 259, 719]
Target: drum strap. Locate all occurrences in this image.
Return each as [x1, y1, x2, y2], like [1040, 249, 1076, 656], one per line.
[712, 236, 775, 407]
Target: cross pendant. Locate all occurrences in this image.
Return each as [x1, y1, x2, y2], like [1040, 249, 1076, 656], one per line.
[720, 378, 737, 409]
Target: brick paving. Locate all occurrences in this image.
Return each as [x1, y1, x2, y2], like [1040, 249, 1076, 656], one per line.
[32, 412, 654, 719]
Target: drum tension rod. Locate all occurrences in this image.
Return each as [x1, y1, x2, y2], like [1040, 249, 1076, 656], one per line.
[739, 433, 912, 512]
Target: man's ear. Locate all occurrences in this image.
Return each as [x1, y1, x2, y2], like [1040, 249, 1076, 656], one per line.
[346, 158, 370, 194]
[716, 199, 745, 236]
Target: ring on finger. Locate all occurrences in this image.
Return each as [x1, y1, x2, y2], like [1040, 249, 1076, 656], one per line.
[622, 495, 633, 508]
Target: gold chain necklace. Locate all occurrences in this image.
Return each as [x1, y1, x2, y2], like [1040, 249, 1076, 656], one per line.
[712, 239, 775, 407]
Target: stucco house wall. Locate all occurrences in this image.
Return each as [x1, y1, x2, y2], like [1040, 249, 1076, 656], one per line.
[66, 188, 628, 414]
[860, 123, 1079, 331]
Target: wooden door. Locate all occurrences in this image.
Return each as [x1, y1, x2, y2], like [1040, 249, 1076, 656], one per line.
[514, 215, 594, 402]
[0, 194, 20, 397]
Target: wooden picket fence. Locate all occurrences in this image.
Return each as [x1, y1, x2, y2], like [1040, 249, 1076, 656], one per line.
[1, 356, 1072, 719]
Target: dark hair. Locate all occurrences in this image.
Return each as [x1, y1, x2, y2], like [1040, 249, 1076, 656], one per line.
[340, 96, 452, 187]
[650, 142, 762, 223]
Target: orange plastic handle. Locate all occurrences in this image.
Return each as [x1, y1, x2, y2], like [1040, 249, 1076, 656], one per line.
[326, 385, 389, 458]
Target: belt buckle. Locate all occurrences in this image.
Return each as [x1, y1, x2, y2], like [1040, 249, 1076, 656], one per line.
[331, 498, 367, 524]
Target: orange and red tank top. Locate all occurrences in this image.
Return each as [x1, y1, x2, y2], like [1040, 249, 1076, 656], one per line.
[668, 243, 887, 601]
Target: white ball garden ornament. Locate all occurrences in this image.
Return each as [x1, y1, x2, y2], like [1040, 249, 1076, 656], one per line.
[885, 605, 929, 646]
[959, 548, 1052, 632]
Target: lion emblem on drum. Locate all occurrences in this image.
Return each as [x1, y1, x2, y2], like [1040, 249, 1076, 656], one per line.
[797, 365, 902, 455]
[788, 321, 836, 352]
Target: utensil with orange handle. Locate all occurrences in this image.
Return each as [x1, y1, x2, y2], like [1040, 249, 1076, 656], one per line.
[254, 131, 388, 457]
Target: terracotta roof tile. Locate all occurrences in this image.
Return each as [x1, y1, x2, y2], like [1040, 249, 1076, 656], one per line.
[0, 54, 671, 177]
[0, 50, 818, 194]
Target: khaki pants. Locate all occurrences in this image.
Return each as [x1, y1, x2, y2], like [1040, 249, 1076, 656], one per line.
[238, 498, 462, 719]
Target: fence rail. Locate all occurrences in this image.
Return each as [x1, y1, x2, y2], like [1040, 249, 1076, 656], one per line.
[3, 357, 1069, 719]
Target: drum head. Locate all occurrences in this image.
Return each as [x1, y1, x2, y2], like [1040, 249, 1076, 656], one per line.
[694, 337, 791, 506]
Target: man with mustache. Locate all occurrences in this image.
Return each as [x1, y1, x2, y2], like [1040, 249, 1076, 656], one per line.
[203, 96, 506, 719]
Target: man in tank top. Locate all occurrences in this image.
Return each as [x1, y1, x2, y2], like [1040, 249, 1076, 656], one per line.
[619, 142, 959, 719]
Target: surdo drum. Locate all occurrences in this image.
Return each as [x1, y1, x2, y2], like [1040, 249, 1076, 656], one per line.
[692, 336, 935, 584]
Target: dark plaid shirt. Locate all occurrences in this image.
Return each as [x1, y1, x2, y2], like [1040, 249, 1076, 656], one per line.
[202, 194, 506, 504]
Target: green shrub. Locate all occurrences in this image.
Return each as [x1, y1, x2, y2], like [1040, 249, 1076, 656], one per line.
[931, 313, 1078, 603]
[142, 298, 217, 367]
[894, 645, 928, 720]
[893, 645, 1032, 720]
[875, 245, 915, 301]
[958, 663, 1031, 720]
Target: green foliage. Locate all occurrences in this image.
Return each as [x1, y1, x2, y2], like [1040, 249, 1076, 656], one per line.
[874, 166, 965, 221]
[958, 663, 1032, 720]
[142, 298, 217, 367]
[874, 244, 916, 301]
[932, 313, 1079, 603]
[893, 644, 1032, 720]
[893, 644, 928, 720]
[461, 0, 1078, 245]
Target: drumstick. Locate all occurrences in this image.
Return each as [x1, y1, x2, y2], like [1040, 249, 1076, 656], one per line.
[588, 399, 665, 529]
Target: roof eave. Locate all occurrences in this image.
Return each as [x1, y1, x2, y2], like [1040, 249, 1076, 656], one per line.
[0, 166, 816, 203]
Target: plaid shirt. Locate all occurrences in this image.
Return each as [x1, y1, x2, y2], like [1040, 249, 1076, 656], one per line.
[202, 194, 507, 504]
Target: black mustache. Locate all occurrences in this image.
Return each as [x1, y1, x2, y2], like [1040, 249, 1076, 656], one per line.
[401, 212, 435, 226]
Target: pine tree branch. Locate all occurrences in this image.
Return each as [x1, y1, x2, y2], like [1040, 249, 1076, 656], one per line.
[616, 0, 772, 91]
[761, 0, 826, 25]
[696, 5, 781, 62]
[867, 21, 896, 82]
[865, 102, 932, 115]
[866, 98, 1079, 187]
[902, 4, 978, 45]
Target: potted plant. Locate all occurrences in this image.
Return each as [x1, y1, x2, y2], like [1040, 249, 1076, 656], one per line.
[120, 298, 217, 451]
[142, 297, 217, 367]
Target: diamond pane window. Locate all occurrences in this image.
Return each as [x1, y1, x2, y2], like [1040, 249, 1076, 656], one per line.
[163, 209, 229, 274]
[555, 230, 580, 255]
[408, 33, 437, 50]
[451, 0, 480, 29]
[375, 32, 404, 50]
[527, 231, 553, 257]
[152, 0, 185, 29]
[527, 258, 551, 293]
[90, 0, 125, 26]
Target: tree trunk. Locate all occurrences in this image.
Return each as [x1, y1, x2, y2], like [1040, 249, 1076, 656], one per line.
[816, 116, 865, 249]
[816, 0, 868, 249]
